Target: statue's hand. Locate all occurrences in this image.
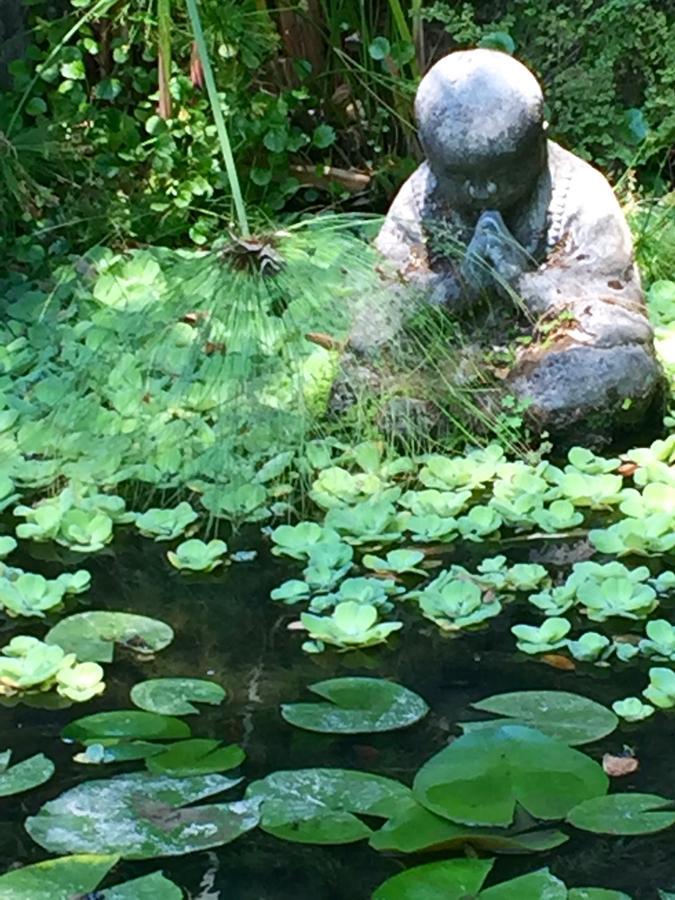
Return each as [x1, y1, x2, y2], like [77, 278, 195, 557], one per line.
[461, 210, 531, 295]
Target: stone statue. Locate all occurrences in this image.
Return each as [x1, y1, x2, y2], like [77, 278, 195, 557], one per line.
[355, 48, 664, 445]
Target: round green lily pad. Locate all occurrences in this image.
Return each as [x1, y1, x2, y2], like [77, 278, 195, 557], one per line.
[281, 677, 429, 734]
[62, 710, 191, 742]
[470, 690, 618, 746]
[130, 677, 226, 715]
[45, 611, 174, 663]
[567, 793, 675, 835]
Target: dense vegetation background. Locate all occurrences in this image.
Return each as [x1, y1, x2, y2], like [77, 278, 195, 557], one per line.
[0, 0, 673, 262]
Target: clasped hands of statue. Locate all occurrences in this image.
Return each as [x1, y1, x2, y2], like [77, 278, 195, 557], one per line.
[460, 209, 531, 298]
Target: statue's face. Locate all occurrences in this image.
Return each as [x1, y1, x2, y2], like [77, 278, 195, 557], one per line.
[429, 141, 545, 215]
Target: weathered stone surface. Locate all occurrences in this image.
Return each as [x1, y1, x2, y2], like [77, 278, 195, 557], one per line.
[355, 48, 665, 446]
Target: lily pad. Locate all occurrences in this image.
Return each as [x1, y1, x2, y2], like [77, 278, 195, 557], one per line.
[103, 871, 183, 898]
[281, 677, 429, 734]
[372, 858, 494, 899]
[74, 741, 165, 765]
[0, 750, 54, 796]
[567, 793, 675, 835]
[246, 768, 412, 844]
[62, 710, 191, 742]
[146, 739, 245, 776]
[413, 723, 608, 827]
[25, 771, 258, 858]
[0, 854, 118, 899]
[370, 799, 568, 854]
[469, 691, 618, 746]
[130, 678, 226, 715]
[481, 868, 567, 898]
[45, 611, 174, 662]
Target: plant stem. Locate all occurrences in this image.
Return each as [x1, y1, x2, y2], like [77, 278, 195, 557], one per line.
[157, 0, 172, 119]
[185, 0, 250, 237]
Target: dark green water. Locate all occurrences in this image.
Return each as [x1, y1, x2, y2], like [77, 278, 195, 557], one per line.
[1, 530, 675, 898]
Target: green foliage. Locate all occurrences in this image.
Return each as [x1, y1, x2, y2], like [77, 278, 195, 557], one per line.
[0, 635, 105, 702]
[45, 611, 174, 662]
[512, 618, 571, 654]
[412, 573, 502, 631]
[300, 600, 403, 653]
[25, 771, 257, 858]
[167, 538, 228, 571]
[423, 0, 675, 180]
[611, 697, 655, 722]
[280, 677, 429, 734]
[567, 794, 675, 836]
[0, 750, 54, 797]
[130, 678, 226, 716]
[246, 768, 411, 844]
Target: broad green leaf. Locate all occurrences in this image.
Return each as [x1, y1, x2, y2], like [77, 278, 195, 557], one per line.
[281, 677, 429, 734]
[481, 868, 566, 898]
[470, 691, 618, 745]
[569, 890, 632, 899]
[74, 741, 165, 765]
[413, 724, 608, 827]
[45, 611, 174, 662]
[62, 710, 191, 742]
[567, 793, 675, 835]
[0, 854, 118, 899]
[0, 751, 54, 796]
[246, 768, 412, 844]
[370, 799, 568, 854]
[146, 739, 245, 776]
[103, 871, 183, 898]
[372, 858, 494, 899]
[25, 772, 257, 858]
[130, 678, 226, 715]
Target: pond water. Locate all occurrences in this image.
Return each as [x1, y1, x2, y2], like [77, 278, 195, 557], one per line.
[1, 528, 675, 898]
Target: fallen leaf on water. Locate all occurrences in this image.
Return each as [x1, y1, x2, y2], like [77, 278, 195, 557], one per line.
[602, 753, 639, 777]
[617, 461, 638, 477]
[539, 653, 576, 671]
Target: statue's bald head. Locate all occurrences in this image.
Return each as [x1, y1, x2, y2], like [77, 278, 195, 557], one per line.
[415, 49, 547, 214]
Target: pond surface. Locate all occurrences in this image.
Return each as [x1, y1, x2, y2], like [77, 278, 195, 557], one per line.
[1, 529, 675, 898]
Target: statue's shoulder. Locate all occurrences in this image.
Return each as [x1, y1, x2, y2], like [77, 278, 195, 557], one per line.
[548, 140, 622, 209]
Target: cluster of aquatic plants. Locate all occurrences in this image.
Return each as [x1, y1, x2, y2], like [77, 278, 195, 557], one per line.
[12, 678, 675, 899]
[0, 636, 104, 703]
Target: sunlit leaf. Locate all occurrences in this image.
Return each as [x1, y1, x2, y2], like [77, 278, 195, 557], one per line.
[567, 793, 675, 835]
[130, 678, 226, 715]
[45, 611, 174, 662]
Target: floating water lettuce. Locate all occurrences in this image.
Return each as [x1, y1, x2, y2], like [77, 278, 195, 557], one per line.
[0, 536, 17, 558]
[45, 611, 174, 662]
[532, 499, 585, 533]
[200, 483, 270, 522]
[281, 677, 429, 734]
[456, 505, 502, 541]
[271, 522, 339, 561]
[611, 697, 655, 722]
[566, 632, 613, 663]
[405, 513, 458, 543]
[399, 488, 472, 518]
[308, 576, 399, 614]
[511, 618, 571, 654]
[469, 691, 618, 746]
[413, 723, 608, 827]
[167, 538, 228, 572]
[419, 445, 503, 490]
[638, 620, 675, 660]
[567, 793, 675, 835]
[25, 771, 258, 858]
[0, 572, 66, 617]
[130, 677, 226, 715]
[310, 466, 388, 509]
[589, 516, 675, 556]
[567, 447, 621, 475]
[0, 750, 54, 796]
[56, 508, 114, 552]
[246, 768, 411, 843]
[362, 548, 425, 575]
[551, 471, 624, 508]
[643, 667, 675, 708]
[0, 636, 105, 702]
[303, 539, 354, 591]
[324, 498, 404, 545]
[134, 501, 199, 540]
[576, 576, 657, 622]
[413, 574, 501, 631]
[300, 601, 402, 653]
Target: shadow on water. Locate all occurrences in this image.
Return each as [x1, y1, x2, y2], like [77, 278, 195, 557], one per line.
[1, 528, 675, 898]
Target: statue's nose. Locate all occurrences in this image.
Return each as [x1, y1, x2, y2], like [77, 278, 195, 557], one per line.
[466, 181, 497, 200]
